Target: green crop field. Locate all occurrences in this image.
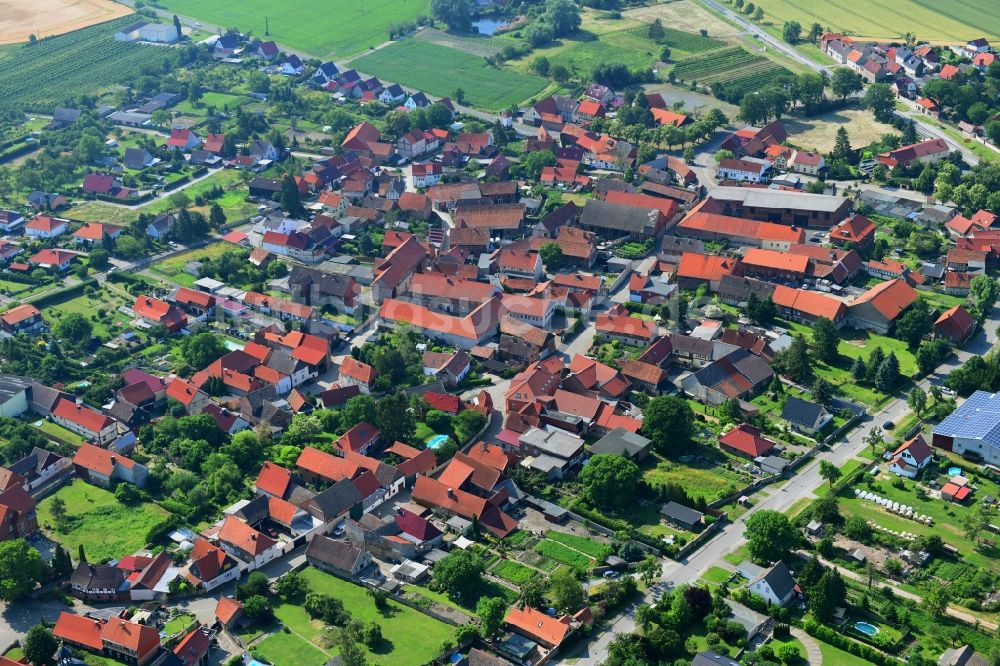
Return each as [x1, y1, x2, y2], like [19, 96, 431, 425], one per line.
[0, 17, 174, 109]
[353, 39, 550, 110]
[749, 0, 1000, 43]
[544, 531, 612, 559]
[493, 560, 536, 585]
[534, 539, 595, 572]
[159, 0, 429, 57]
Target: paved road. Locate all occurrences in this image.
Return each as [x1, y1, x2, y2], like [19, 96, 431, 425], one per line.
[803, 551, 999, 631]
[570, 310, 1000, 665]
[692, 0, 980, 166]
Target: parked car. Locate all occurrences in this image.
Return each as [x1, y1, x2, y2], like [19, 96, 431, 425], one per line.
[882, 421, 895, 430]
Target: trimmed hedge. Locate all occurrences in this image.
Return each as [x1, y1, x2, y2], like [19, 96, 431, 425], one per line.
[29, 280, 93, 308]
[800, 618, 903, 666]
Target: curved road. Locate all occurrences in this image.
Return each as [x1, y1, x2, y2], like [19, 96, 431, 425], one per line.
[694, 0, 980, 166]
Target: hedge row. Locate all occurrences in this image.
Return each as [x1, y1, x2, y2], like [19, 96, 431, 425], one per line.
[800, 617, 903, 666]
[29, 280, 93, 309]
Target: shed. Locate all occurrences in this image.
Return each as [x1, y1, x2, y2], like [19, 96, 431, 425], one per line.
[660, 501, 704, 531]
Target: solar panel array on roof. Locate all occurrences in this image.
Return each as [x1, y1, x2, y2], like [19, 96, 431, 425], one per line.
[934, 390, 1000, 446]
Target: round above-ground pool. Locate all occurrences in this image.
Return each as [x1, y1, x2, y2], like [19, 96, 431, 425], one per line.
[854, 621, 880, 636]
[426, 434, 449, 449]
[948, 466, 962, 476]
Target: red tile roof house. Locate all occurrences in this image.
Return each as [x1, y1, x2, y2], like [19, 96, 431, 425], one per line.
[185, 538, 239, 591]
[339, 356, 377, 394]
[718, 423, 778, 458]
[72, 222, 122, 246]
[876, 138, 950, 168]
[166, 127, 201, 151]
[73, 443, 148, 487]
[216, 514, 282, 569]
[215, 596, 244, 629]
[0, 484, 38, 543]
[934, 305, 977, 345]
[846, 278, 918, 334]
[29, 248, 79, 272]
[411, 474, 517, 537]
[595, 305, 657, 346]
[887, 435, 933, 478]
[54, 612, 161, 666]
[504, 605, 574, 650]
[24, 214, 68, 239]
[166, 377, 210, 414]
[830, 214, 876, 251]
[172, 625, 212, 666]
[132, 295, 188, 333]
[336, 421, 380, 455]
[0, 303, 45, 335]
[54, 398, 119, 446]
[170, 287, 217, 318]
[379, 296, 504, 350]
[296, 445, 362, 486]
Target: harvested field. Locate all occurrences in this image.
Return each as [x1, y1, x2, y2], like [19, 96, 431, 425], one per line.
[0, 0, 132, 44]
[624, 0, 742, 39]
[784, 108, 899, 153]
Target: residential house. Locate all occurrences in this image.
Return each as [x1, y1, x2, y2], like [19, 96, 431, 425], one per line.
[339, 357, 377, 394]
[588, 428, 651, 461]
[578, 199, 664, 240]
[717, 158, 771, 183]
[681, 349, 773, 406]
[660, 501, 705, 531]
[719, 423, 778, 459]
[411, 474, 517, 537]
[1, 304, 45, 336]
[73, 443, 147, 487]
[847, 278, 918, 334]
[934, 305, 976, 345]
[747, 560, 797, 606]
[877, 138, 950, 168]
[133, 295, 187, 333]
[888, 435, 934, 478]
[69, 563, 125, 601]
[781, 396, 832, 435]
[25, 215, 68, 239]
[217, 515, 282, 569]
[306, 534, 372, 579]
[504, 606, 572, 651]
[166, 128, 201, 151]
[379, 296, 503, 350]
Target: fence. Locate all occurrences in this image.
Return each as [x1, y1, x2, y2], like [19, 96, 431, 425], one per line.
[674, 519, 724, 560]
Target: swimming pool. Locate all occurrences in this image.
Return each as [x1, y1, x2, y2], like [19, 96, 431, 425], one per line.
[948, 466, 962, 476]
[426, 434, 449, 449]
[245, 657, 269, 666]
[854, 621, 880, 636]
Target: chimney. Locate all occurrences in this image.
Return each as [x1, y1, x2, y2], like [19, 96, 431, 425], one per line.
[447, 487, 455, 499]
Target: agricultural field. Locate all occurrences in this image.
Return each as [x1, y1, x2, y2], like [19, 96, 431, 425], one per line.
[0, 16, 174, 109]
[746, 0, 1000, 43]
[36, 481, 169, 562]
[158, 0, 430, 58]
[353, 39, 549, 110]
[624, 0, 742, 39]
[492, 560, 536, 585]
[784, 107, 899, 153]
[0, 0, 131, 44]
[671, 46, 793, 100]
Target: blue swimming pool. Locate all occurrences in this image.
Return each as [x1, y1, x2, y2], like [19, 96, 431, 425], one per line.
[426, 434, 449, 449]
[854, 621, 880, 636]
[948, 466, 962, 476]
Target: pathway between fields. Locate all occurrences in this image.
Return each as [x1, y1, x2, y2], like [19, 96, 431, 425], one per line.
[790, 627, 822, 666]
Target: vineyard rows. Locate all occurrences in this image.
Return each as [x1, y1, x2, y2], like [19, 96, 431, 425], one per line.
[659, 27, 726, 54]
[0, 17, 173, 109]
[671, 46, 764, 80]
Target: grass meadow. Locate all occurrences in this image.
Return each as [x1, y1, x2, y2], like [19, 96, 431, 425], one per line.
[37, 481, 169, 562]
[353, 39, 550, 110]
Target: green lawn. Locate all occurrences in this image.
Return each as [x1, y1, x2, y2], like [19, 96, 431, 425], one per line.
[33, 419, 86, 446]
[254, 631, 329, 666]
[544, 531, 612, 559]
[36, 481, 169, 562]
[493, 560, 536, 585]
[44, 286, 131, 342]
[160, 0, 429, 57]
[699, 566, 734, 586]
[162, 613, 196, 640]
[68, 202, 141, 225]
[353, 39, 550, 110]
[815, 637, 876, 666]
[152, 242, 232, 278]
[642, 451, 744, 501]
[288, 567, 456, 666]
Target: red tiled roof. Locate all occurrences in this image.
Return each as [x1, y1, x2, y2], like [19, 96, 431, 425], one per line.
[25, 215, 65, 233]
[55, 399, 113, 435]
[679, 206, 806, 244]
[719, 423, 777, 457]
[424, 391, 462, 414]
[1, 303, 40, 326]
[851, 278, 917, 321]
[255, 461, 292, 497]
[216, 596, 244, 624]
[893, 434, 933, 464]
[771, 285, 846, 320]
[505, 606, 571, 646]
[54, 612, 104, 651]
[296, 446, 359, 482]
[218, 515, 277, 556]
[411, 475, 517, 537]
[677, 252, 741, 283]
[173, 626, 211, 666]
[101, 618, 160, 658]
[743, 248, 809, 274]
[336, 421, 380, 453]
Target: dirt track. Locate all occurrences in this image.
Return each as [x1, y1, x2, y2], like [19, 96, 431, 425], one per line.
[0, 0, 132, 44]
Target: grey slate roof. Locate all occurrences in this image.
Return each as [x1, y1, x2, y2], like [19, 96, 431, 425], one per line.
[70, 563, 125, 591]
[692, 651, 741, 666]
[749, 560, 796, 602]
[579, 199, 660, 234]
[303, 478, 362, 521]
[660, 500, 703, 526]
[589, 428, 651, 458]
[306, 534, 365, 572]
[781, 396, 827, 429]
